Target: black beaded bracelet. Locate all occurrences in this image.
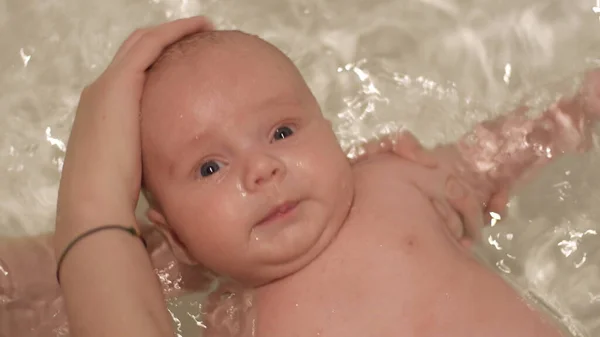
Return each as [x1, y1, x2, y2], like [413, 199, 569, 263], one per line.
[55, 225, 147, 285]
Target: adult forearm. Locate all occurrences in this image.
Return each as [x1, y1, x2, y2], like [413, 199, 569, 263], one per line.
[440, 80, 598, 207]
[1, 227, 217, 337]
[56, 216, 173, 337]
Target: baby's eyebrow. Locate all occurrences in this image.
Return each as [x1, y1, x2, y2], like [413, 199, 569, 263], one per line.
[168, 132, 209, 177]
[258, 94, 303, 111]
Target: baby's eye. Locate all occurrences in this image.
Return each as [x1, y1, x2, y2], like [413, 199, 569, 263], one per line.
[273, 126, 294, 141]
[198, 160, 222, 177]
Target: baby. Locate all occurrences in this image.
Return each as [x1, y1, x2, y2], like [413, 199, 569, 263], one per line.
[138, 30, 599, 337]
[3, 28, 600, 337]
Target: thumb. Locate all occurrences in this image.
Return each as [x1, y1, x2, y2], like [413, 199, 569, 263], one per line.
[484, 187, 510, 225]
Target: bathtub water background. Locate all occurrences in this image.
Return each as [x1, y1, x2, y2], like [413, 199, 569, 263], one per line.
[1, 0, 600, 336]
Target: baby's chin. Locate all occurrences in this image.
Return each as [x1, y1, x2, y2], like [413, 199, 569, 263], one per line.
[236, 203, 345, 286]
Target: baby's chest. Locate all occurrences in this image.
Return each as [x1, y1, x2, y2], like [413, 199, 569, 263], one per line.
[255, 160, 476, 336]
[251, 158, 562, 337]
[340, 158, 471, 270]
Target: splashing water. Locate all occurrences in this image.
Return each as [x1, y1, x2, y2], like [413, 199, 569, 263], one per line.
[1, 0, 600, 336]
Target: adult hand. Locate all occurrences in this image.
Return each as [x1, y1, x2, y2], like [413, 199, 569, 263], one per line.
[53, 16, 214, 337]
[55, 16, 214, 253]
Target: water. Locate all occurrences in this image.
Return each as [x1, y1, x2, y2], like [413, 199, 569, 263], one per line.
[1, 0, 599, 336]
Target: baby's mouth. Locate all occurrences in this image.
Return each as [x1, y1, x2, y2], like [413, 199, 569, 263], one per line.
[256, 201, 299, 226]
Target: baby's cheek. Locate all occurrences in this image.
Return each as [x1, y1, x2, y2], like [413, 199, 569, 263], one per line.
[292, 149, 331, 180]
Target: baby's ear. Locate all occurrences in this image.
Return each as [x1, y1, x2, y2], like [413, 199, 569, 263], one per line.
[146, 208, 198, 266]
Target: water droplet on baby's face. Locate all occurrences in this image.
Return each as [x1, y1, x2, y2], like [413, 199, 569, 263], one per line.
[236, 182, 247, 197]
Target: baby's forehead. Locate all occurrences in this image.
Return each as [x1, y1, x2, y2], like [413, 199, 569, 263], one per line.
[146, 39, 307, 113]
[148, 32, 305, 96]
[141, 29, 316, 147]
[142, 76, 307, 152]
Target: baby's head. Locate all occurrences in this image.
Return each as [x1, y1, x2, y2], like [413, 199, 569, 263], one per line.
[140, 30, 354, 286]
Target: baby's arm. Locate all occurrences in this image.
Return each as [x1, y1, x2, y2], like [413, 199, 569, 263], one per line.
[433, 70, 600, 240]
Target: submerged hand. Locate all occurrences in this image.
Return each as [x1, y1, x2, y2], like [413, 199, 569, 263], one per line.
[438, 68, 600, 246]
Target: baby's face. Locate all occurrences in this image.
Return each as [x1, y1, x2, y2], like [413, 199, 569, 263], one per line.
[141, 32, 354, 286]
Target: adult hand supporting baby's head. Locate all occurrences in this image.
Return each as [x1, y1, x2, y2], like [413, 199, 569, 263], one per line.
[55, 16, 214, 256]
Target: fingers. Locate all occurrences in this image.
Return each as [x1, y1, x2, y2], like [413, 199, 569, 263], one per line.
[484, 187, 510, 225]
[110, 16, 214, 72]
[391, 131, 439, 169]
[444, 176, 485, 242]
[123, 16, 214, 71]
[458, 237, 474, 249]
[112, 27, 151, 65]
[348, 135, 394, 164]
[363, 136, 394, 156]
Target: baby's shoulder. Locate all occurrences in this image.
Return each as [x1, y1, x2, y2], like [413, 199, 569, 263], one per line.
[351, 152, 471, 242]
[352, 152, 448, 191]
[352, 153, 456, 218]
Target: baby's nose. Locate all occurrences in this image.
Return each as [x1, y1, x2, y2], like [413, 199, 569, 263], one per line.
[244, 155, 286, 191]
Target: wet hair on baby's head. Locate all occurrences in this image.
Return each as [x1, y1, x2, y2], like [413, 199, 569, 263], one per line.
[148, 30, 222, 73]
[148, 29, 288, 76]
[148, 30, 272, 74]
